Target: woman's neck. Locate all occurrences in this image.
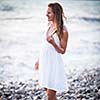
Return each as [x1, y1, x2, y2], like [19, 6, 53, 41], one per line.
[50, 21, 57, 29]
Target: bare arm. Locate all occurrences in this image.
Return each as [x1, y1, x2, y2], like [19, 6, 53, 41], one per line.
[47, 27, 68, 54]
[34, 58, 39, 70]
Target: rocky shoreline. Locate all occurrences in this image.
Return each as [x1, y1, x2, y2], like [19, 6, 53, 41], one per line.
[0, 67, 100, 100]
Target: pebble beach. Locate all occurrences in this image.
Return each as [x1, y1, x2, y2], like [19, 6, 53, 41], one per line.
[0, 67, 100, 100]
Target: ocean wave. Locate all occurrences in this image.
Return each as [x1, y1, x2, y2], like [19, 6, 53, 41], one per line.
[73, 16, 100, 23]
[0, 17, 33, 20]
[80, 17, 100, 22]
[0, 3, 15, 12]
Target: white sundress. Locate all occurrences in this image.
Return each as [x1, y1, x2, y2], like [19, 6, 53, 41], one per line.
[39, 29, 66, 92]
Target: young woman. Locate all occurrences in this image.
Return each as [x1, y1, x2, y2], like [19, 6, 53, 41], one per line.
[34, 2, 68, 100]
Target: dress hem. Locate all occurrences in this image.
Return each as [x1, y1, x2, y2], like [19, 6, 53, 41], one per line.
[39, 84, 66, 93]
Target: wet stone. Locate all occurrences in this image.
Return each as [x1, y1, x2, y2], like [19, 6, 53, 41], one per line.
[0, 67, 100, 100]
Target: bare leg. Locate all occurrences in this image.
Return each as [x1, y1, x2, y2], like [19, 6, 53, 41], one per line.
[46, 89, 56, 100]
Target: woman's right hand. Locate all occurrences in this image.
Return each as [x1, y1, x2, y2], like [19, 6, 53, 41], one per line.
[34, 60, 39, 70]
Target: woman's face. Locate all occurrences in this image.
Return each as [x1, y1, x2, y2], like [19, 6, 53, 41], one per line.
[46, 7, 55, 21]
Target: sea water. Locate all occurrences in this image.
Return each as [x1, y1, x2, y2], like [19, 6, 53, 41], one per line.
[0, 0, 100, 82]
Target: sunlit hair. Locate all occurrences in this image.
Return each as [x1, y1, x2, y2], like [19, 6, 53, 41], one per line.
[48, 2, 65, 40]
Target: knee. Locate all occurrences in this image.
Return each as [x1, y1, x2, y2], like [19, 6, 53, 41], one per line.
[47, 92, 52, 100]
[47, 90, 56, 100]
[47, 95, 53, 100]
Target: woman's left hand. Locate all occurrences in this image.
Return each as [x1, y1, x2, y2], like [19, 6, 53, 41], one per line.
[47, 35, 55, 44]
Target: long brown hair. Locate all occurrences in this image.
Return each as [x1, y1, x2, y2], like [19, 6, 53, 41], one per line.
[48, 2, 64, 40]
